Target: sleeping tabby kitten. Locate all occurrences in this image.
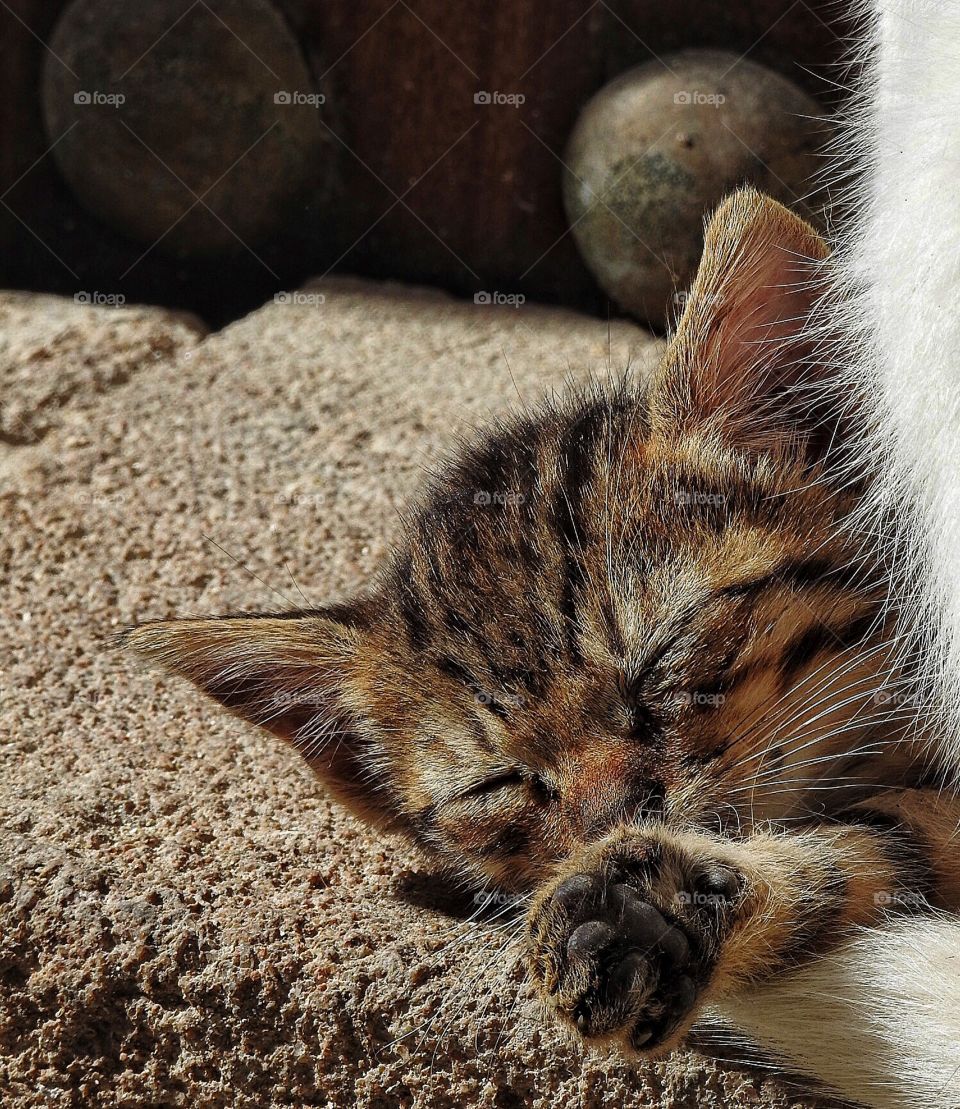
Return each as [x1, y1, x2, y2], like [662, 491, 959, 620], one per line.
[125, 189, 960, 1061]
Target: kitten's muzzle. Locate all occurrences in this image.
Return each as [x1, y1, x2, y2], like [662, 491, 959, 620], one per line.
[568, 777, 666, 840]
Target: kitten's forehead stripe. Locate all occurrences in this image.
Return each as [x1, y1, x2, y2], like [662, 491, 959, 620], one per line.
[475, 823, 531, 859]
[839, 811, 938, 907]
[771, 862, 849, 967]
[720, 556, 873, 602]
[779, 610, 877, 685]
[394, 551, 427, 629]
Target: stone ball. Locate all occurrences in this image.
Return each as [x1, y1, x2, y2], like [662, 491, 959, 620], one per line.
[563, 50, 828, 328]
[42, 0, 325, 258]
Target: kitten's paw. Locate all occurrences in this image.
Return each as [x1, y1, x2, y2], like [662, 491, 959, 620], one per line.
[526, 832, 744, 1052]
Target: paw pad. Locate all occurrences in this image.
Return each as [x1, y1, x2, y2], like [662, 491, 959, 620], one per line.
[531, 870, 708, 1048]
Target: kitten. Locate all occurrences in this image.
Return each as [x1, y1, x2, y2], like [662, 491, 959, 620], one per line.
[125, 188, 960, 1074]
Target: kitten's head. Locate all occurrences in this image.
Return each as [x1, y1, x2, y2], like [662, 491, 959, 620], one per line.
[126, 190, 893, 892]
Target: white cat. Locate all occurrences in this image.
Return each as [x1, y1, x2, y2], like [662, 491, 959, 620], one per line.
[720, 3, 960, 1105]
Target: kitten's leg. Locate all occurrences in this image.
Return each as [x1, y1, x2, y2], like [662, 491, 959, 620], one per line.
[526, 787, 960, 1054]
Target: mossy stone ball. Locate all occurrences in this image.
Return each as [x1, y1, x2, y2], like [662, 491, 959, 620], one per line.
[563, 51, 827, 328]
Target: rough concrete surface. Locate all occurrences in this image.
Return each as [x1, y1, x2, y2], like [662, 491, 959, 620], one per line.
[0, 280, 827, 1107]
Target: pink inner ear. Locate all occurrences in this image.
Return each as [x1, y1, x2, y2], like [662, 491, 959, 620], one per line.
[656, 188, 830, 444]
[709, 246, 823, 404]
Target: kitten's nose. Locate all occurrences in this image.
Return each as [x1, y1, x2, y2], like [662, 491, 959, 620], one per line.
[575, 779, 664, 838]
[563, 743, 666, 839]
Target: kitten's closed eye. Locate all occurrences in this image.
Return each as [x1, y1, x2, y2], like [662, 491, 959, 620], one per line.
[680, 741, 733, 768]
[529, 774, 562, 805]
[460, 769, 527, 799]
[461, 769, 559, 805]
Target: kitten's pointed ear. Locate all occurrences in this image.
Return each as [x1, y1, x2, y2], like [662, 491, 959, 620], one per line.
[652, 187, 832, 454]
[122, 606, 400, 831]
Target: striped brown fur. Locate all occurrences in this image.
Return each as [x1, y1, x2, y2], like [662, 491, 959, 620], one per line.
[124, 189, 960, 1058]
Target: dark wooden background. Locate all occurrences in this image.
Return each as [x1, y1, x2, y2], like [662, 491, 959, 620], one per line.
[0, 1, 852, 326]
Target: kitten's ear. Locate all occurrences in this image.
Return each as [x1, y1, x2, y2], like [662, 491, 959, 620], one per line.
[122, 606, 400, 831]
[652, 187, 832, 454]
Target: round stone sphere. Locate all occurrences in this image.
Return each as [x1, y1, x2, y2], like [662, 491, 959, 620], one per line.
[563, 51, 827, 328]
[42, 0, 324, 258]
